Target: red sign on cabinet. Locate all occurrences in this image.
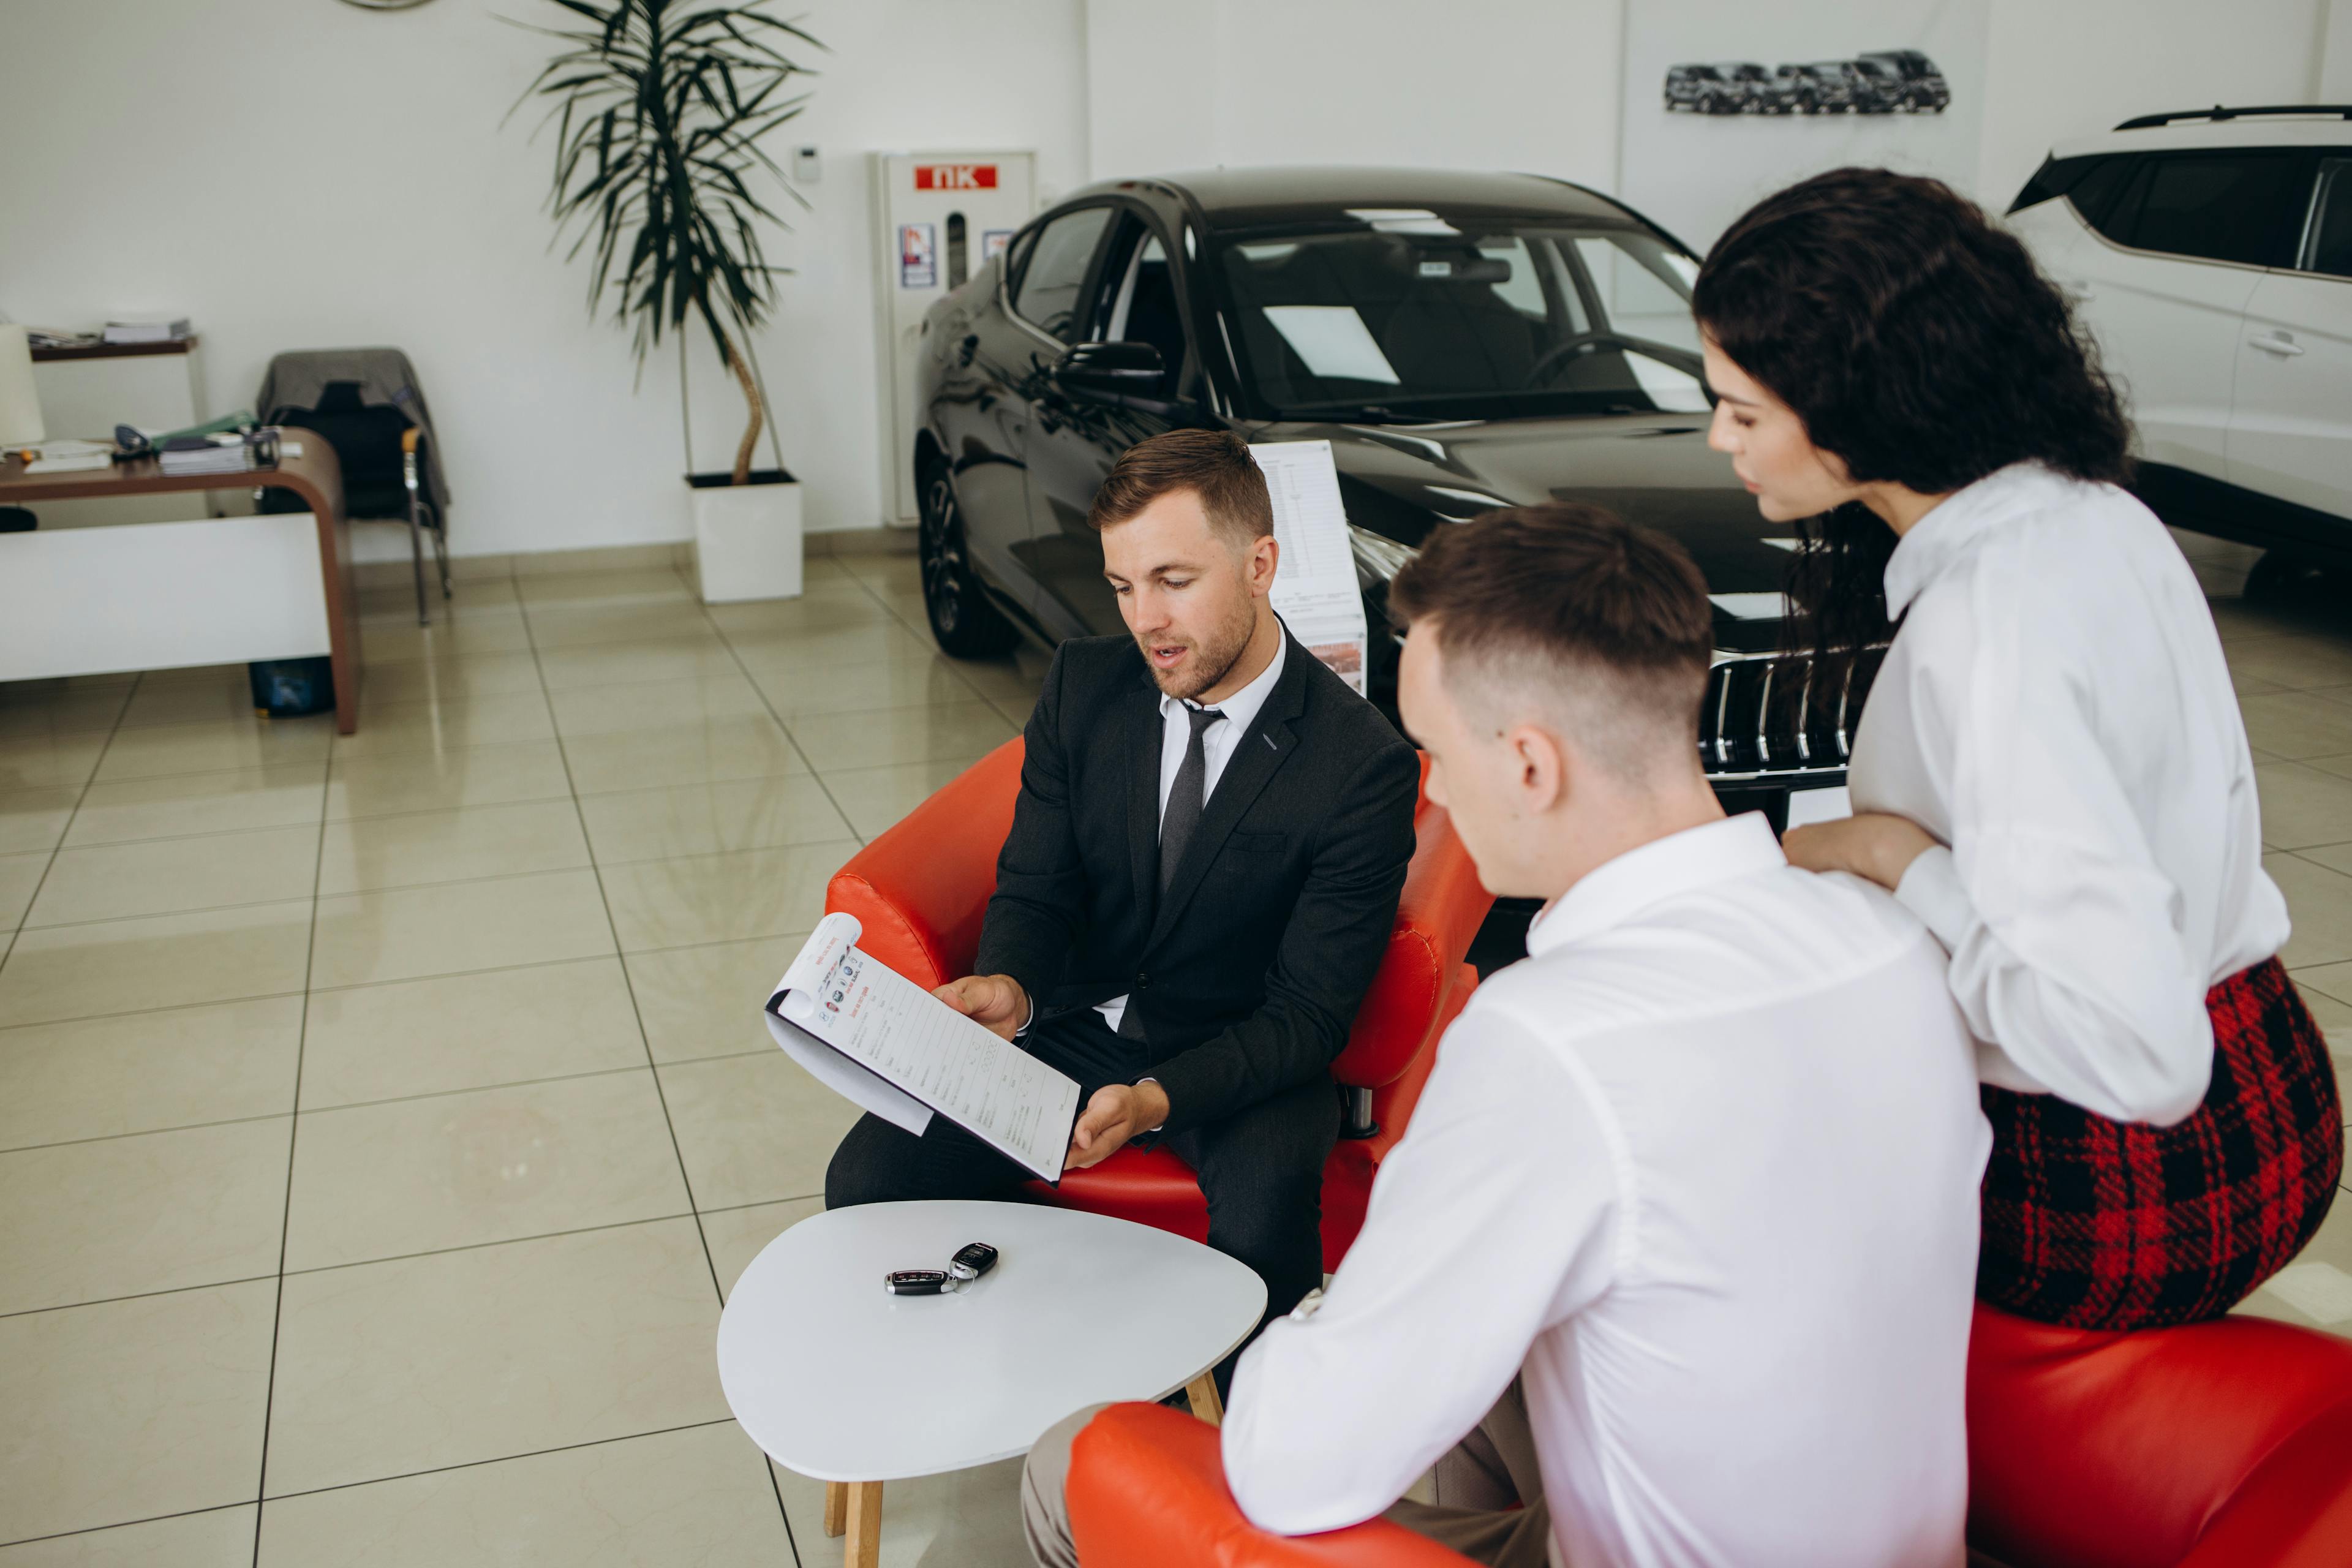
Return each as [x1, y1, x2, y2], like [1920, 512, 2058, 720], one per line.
[913, 164, 998, 191]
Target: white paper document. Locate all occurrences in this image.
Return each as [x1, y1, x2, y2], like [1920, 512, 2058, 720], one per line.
[1784, 785, 1853, 830]
[764, 913, 1082, 1183]
[1251, 440, 1371, 695]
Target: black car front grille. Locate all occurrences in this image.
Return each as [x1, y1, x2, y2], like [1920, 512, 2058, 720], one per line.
[1699, 648, 1886, 781]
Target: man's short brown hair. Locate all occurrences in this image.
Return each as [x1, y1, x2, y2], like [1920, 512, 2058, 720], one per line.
[1087, 428, 1275, 545]
[1387, 505, 1714, 777]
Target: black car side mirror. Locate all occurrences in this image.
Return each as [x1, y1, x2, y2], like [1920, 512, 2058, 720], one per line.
[1053, 341, 1170, 405]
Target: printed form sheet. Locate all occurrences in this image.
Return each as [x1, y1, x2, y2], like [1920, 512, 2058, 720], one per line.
[1251, 440, 1371, 696]
[764, 913, 1080, 1182]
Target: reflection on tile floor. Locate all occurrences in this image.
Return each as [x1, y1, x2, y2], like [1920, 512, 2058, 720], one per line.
[0, 535, 2344, 1564]
[0, 549, 1045, 1564]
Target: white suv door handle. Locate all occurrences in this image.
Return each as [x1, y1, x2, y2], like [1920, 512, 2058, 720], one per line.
[2248, 331, 2305, 357]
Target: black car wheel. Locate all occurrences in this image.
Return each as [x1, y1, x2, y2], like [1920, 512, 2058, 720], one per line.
[917, 454, 1017, 658]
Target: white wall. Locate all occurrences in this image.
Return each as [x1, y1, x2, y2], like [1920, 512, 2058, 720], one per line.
[1976, 0, 2333, 206]
[1084, 0, 1624, 201]
[4, 0, 2339, 562]
[0, 0, 1087, 557]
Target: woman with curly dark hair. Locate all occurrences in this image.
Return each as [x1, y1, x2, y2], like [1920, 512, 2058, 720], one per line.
[1692, 167, 2339, 1332]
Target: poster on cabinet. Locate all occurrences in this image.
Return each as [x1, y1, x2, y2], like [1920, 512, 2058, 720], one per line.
[1619, 0, 1990, 257]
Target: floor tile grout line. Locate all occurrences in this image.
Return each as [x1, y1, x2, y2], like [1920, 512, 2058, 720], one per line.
[248, 758, 331, 1553]
[518, 579, 736, 1298]
[251, 1416, 747, 1509]
[0, 1270, 283, 1323]
[0, 1499, 258, 1554]
[0, 676, 143, 996]
[279, 1208, 708, 1282]
[0, 1055, 693, 1156]
[703, 564, 974, 848]
[0, 1109, 295, 1158]
[0, 1419, 750, 1552]
[528, 567, 809, 1567]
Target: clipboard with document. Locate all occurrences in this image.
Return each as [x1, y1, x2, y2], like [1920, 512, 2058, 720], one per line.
[764, 912, 1082, 1183]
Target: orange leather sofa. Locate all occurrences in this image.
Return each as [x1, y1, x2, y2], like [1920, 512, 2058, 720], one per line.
[823, 738, 1494, 1272]
[1062, 1302, 2352, 1566]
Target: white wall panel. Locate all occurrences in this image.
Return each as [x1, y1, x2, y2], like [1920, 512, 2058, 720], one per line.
[0, 0, 1087, 556]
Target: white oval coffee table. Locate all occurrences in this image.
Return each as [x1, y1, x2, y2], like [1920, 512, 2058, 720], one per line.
[717, 1199, 1266, 1568]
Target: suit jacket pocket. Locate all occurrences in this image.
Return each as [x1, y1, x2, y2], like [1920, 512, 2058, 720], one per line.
[1221, 831, 1289, 860]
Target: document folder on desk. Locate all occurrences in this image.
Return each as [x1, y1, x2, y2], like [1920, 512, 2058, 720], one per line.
[765, 913, 1081, 1183]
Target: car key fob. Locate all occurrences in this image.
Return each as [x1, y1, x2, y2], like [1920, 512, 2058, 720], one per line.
[884, 1268, 950, 1296]
[948, 1243, 999, 1283]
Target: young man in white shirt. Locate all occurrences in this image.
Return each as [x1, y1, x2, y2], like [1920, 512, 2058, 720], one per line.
[1022, 505, 1991, 1568]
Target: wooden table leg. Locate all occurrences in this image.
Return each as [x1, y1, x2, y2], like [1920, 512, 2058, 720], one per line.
[843, 1479, 883, 1568]
[1186, 1371, 1224, 1426]
[824, 1481, 847, 1537]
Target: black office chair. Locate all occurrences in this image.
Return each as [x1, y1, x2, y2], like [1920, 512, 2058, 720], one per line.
[259, 380, 450, 624]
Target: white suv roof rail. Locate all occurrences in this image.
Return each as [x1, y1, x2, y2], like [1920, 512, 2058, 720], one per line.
[2116, 104, 2352, 131]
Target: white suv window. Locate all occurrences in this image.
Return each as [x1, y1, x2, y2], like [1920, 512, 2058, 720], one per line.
[2108, 152, 2314, 268]
[2304, 159, 2352, 279]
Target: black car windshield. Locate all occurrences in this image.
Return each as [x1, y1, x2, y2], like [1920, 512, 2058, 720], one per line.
[1213, 215, 1709, 422]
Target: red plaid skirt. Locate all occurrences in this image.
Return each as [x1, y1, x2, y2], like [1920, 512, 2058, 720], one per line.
[1978, 957, 2343, 1330]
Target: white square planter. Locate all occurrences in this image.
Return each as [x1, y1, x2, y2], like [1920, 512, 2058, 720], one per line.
[689, 468, 802, 603]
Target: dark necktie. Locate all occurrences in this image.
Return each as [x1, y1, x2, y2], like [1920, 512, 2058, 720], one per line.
[1120, 703, 1224, 1042]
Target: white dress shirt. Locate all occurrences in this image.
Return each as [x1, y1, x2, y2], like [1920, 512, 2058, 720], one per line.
[1222, 814, 1989, 1568]
[1094, 630, 1288, 1034]
[1853, 462, 2288, 1126]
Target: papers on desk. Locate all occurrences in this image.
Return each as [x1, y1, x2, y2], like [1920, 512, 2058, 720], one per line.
[158, 435, 255, 477]
[22, 440, 114, 475]
[765, 913, 1082, 1183]
[1251, 440, 1371, 696]
[103, 318, 191, 345]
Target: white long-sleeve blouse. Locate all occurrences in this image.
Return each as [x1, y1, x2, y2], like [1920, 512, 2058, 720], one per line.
[1853, 462, 2289, 1126]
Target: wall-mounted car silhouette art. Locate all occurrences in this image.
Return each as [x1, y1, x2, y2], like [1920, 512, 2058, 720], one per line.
[1665, 50, 1950, 115]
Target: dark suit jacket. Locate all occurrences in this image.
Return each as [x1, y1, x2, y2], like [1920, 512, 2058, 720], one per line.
[973, 627, 1420, 1134]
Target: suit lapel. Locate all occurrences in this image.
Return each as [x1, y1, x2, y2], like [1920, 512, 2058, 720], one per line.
[1145, 635, 1311, 949]
[1123, 669, 1164, 929]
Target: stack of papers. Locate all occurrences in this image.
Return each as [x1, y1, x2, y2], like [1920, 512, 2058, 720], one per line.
[103, 318, 192, 345]
[21, 440, 115, 475]
[158, 435, 254, 476]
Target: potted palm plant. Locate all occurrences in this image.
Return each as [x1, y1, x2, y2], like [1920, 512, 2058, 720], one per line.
[511, 0, 819, 601]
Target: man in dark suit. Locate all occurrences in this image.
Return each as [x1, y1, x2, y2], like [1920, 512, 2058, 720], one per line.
[825, 428, 1419, 1327]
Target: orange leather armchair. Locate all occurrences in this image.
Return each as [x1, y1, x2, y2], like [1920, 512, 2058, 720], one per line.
[824, 737, 1493, 1272]
[1063, 1303, 2352, 1566]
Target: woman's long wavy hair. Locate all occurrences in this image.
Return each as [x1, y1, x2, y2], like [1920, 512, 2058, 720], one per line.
[1691, 168, 2133, 668]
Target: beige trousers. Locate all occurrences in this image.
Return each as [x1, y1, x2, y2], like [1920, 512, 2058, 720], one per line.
[1020, 1382, 1558, 1568]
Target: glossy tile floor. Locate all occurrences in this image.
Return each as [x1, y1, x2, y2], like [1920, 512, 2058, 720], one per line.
[0, 534, 2348, 1566]
[0, 549, 1049, 1567]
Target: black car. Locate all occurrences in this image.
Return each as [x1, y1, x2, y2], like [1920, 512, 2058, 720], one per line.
[1858, 49, 1952, 112]
[1665, 63, 1755, 115]
[1772, 62, 1858, 114]
[908, 168, 1858, 839]
[1847, 57, 1913, 114]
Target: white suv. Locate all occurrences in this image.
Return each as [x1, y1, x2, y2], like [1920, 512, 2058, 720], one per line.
[2006, 107, 2351, 565]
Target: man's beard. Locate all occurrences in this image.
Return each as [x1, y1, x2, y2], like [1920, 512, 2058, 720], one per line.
[1142, 605, 1256, 701]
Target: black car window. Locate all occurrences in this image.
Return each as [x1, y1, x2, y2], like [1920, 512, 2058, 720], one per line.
[2010, 154, 2108, 214]
[2305, 159, 2352, 278]
[1012, 206, 1114, 341]
[1093, 213, 1188, 398]
[1002, 226, 1038, 293]
[1214, 216, 1708, 421]
[2114, 151, 2315, 268]
[2065, 154, 2140, 235]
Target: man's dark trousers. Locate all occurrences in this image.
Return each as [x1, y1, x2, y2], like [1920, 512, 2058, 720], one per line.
[825, 1006, 1341, 1327]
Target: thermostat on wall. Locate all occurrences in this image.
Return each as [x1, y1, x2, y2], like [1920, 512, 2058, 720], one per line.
[793, 146, 821, 183]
